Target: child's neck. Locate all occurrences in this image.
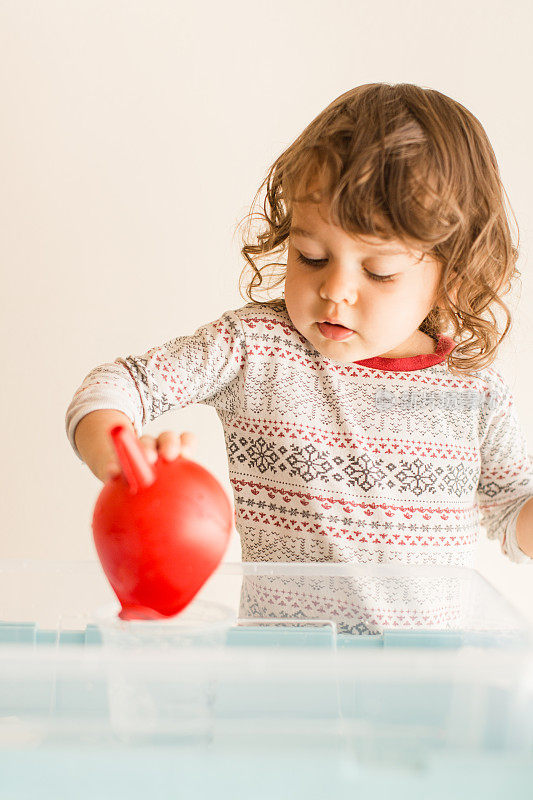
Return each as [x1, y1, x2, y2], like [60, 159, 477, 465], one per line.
[414, 331, 437, 356]
[382, 330, 437, 359]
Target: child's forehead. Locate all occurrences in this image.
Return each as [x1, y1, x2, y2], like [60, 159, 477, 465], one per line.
[290, 201, 405, 249]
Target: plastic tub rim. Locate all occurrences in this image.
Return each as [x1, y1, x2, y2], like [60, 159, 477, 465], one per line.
[94, 597, 236, 633]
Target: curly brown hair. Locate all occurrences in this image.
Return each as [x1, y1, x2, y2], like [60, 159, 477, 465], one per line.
[235, 83, 520, 377]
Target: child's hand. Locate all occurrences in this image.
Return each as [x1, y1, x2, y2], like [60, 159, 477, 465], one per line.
[103, 431, 197, 482]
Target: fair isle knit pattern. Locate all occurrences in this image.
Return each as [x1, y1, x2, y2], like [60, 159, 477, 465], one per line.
[66, 300, 533, 573]
[238, 571, 478, 635]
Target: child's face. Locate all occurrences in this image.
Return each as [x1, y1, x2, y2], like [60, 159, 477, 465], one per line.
[284, 199, 443, 363]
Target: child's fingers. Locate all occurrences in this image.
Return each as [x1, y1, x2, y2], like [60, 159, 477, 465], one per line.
[154, 430, 186, 461]
[137, 432, 197, 463]
[179, 431, 197, 458]
[138, 434, 158, 463]
[101, 430, 196, 481]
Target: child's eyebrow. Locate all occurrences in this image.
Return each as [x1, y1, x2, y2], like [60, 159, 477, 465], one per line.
[289, 226, 406, 255]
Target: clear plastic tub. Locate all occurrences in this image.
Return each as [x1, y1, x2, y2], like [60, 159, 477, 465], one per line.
[1, 559, 530, 642]
[0, 559, 532, 797]
[94, 598, 235, 742]
[94, 598, 235, 650]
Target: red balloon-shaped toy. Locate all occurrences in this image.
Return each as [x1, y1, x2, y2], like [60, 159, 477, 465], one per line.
[92, 425, 233, 620]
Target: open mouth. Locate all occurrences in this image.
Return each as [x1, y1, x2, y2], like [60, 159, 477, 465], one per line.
[317, 322, 355, 341]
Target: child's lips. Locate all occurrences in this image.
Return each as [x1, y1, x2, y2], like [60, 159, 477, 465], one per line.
[317, 322, 355, 341]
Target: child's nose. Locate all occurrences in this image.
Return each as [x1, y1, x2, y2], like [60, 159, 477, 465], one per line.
[319, 262, 360, 306]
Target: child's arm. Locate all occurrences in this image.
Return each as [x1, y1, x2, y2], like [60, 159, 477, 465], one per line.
[65, 308, 247, 472]
[74, 409, 196, 483]
[515, 498, 533, 557]
[74, 409, 135, 482]
[477, 373, 533, 564]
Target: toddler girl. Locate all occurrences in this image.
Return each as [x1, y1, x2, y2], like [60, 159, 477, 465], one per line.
[66, 83, 533, 630]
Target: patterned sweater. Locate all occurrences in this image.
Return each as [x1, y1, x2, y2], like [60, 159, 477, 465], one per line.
[66, 301, 533, 631]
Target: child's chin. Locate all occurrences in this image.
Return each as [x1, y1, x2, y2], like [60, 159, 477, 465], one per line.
[314, 341, 360, 364]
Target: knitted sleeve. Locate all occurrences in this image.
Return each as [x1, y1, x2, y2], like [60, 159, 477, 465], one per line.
[65, 309, 246, 462]
[476, 372, 533, 564]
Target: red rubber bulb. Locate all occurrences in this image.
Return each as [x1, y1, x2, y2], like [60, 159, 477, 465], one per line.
[92, 425, 233, 620]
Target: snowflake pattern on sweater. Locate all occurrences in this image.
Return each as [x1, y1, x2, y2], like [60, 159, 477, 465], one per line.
[66, 301, 533, 630]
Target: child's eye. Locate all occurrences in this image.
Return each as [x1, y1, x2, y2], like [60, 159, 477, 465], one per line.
[295, 252, 395, 283]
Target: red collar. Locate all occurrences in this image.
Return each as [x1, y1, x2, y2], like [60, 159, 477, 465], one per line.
[354, 335, 456, 372]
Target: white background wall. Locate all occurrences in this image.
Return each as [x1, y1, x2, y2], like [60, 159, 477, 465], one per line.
[1, 0, 532, 624]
